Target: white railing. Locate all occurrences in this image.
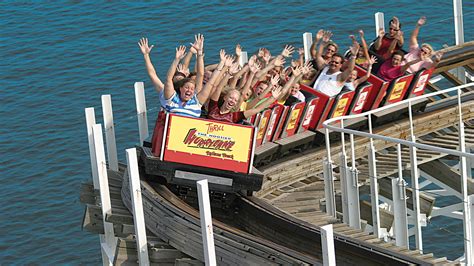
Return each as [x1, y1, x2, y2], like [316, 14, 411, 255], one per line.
[322, 82, 474, 262]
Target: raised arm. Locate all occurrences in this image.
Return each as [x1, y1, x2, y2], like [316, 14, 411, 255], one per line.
[400, 57, 422, 73]
[392, 17, 404, 47]
[182, 41, 196, 70]
[315, 31, 332, 70]
[310, 29, 324, 59]
[430, 51, 444, 68]
[374, 28, 385, 51]
[354, 56, 377, 88]
[280, 66, 302, 100]
[197, 50, 227, 104]
[235, 44, 242, 65]
[358, 30, 370, 63]
[240, 56, 260, 99]
[192, 34, 205, 93]
[339, 42, 360, 82]
[164, 45, 186, 100]
[138, 37, 164, 92]
[385, 30, 403, 59]
[229, 64, 249, 89]
[410, 16, 426, 48]
[210, 61, 237, 102]
[298, 47, 305, 65]
[243, 86, 283, 118]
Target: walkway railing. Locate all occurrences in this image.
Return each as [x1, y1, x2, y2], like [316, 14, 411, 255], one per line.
[322, 82, 474, 263]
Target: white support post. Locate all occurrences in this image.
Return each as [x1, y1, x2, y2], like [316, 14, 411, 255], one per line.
[340, 123, 349, 224]
[409, 142, 423, 253]
[135, 82, 148, 146]
[368, 142, 381, 238]
[349, 134, 361, 229]
[393, 146, 409, 247]
[102, 95, 118, 172]
[340, 152, 349, 224]
[323, 158, 336, 217]
[196, 180, 216, 266]
[85, 108, 99, 189]
[392, 144, 409, 248]
[239, 51, 248, 67]
[86, 108, 110, 265]
[453, 0, 466, 83]
[367, 114, 381, 238]
[470, 194, 474, 262]
[321, 224, 336, 266]
[93, 124, 118, 265]
[457, 89, 472, 264]
[375, 12, 385, 37]
[303, 32, 313, 63]
[126, 148, 150, 266]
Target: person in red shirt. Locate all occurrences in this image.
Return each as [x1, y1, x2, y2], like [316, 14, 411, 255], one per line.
[373, 17, 404, 59]
[377, 50, 424, 82]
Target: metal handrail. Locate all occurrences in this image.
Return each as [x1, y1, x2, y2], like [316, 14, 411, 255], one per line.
[323, 82, 474, 159]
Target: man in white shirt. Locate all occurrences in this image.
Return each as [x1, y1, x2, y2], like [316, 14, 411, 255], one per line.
[312, 32, 360, 97]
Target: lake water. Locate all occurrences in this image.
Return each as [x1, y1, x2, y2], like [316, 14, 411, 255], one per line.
[1, 1, 473, 264]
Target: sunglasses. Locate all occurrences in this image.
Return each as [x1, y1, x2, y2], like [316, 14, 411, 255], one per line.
[389, 27, 399, 32]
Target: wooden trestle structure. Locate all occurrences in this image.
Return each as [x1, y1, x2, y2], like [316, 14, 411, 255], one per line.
[81, 41, 474, 265]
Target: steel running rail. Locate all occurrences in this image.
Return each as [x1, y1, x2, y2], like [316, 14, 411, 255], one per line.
[322, 82, 474, 264]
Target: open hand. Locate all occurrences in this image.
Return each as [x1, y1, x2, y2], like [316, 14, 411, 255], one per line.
[417, 16, 426, 27]
[316, 29, 324, 40]
[190, 34, 204, 54]
[235, 44, 242, 56]
[433, 51, 444, 63]
[271, 85, 283, 99]
[224, 55, 235, 67]
[220, 49, 226, 62]
[298, 47, 304, 56]
[303, 61, 313, 74]
[322, 31, 333, 43]
[378, 28, 385, 38]
[138, 37, 154, 55]
[349, 42, 360, 57]
[281, 45, 295, 57]
[368, 55, 378, 65]
[270, 74, 280, 86]
[358, 29, 364, 38]
[292, 65, 303, 77]
[175, 45, 187, 59]
[229, 62, 240, 74]
[176, 64, 189, 76]
[274, 55, 286, 67]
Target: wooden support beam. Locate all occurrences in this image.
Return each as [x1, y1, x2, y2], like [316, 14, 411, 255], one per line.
[440, 71, 466, 88]
[425, 82, 451, 98]
[419, 159, 474, 195]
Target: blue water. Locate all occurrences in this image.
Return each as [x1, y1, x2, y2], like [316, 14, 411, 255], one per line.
[1, 1, 473, 264]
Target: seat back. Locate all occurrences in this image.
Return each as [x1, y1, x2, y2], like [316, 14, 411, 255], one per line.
[297, 98, 319, 133]
[280, 102, 306, 138]
[327, 89, 356, 119]
[348, 83, 373, 114]
[255, 109, 272, 147]
[382, 73, 415, 106]
[263, 105, 284, 144]
[405, 68, 434, 98]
